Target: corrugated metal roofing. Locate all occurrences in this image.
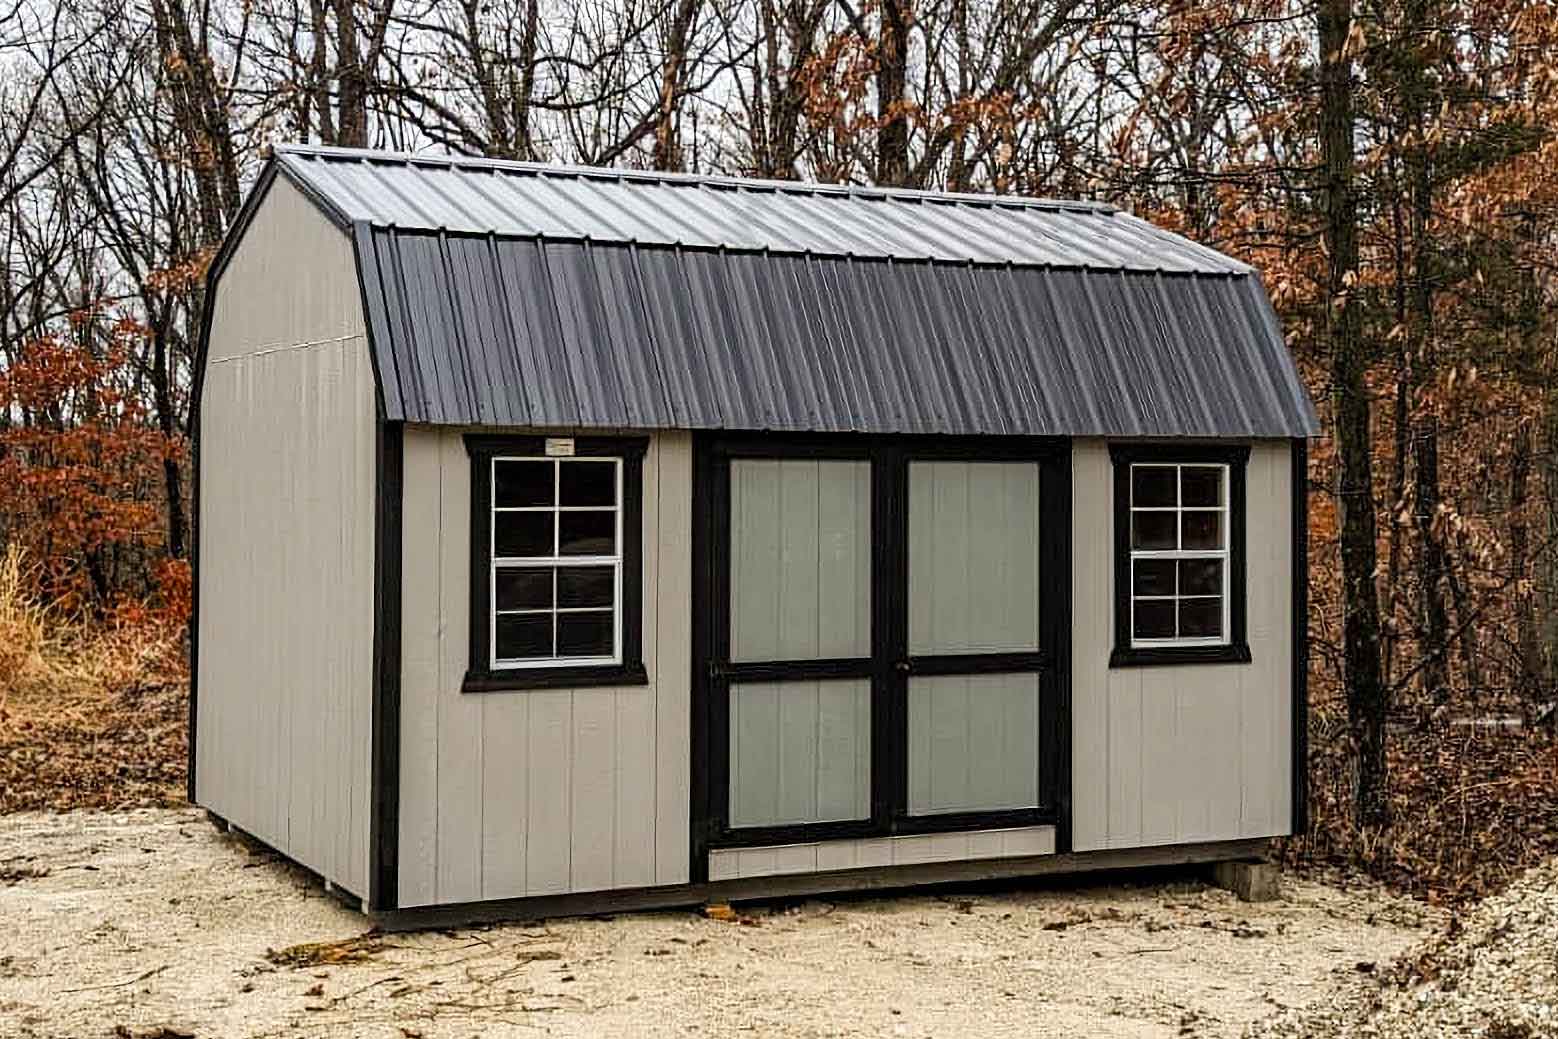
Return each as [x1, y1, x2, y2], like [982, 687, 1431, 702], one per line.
[265, 146, 1319, 437]
[277, 145, 1249, 275]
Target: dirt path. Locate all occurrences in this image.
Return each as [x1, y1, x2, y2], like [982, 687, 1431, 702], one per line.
[0, 809, 1436, 1039]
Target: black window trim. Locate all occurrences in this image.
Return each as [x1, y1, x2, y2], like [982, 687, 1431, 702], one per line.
[1109, 442, 1251, 668]
[463, 434, 649, 692]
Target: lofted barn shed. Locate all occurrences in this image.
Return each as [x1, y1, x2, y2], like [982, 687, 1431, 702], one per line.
[191, 144, 1318, 924]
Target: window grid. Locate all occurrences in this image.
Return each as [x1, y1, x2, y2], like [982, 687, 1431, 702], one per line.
[490, 456, 623, 670]
[1129, 462, 1229, 648]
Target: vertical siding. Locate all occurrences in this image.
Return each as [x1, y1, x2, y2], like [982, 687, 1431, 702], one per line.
[707, 825, 1056, 881]
[1070, 439, 1293, 851]
[195, 174, 374, 897]
[397, 428, 692, 905]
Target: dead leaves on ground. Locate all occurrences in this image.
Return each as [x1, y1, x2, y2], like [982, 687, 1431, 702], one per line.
[703, 902, 762, 926]
[265, 933, 387, 969]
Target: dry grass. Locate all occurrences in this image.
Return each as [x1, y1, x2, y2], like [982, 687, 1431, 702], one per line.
[1280, 692, 1558, 905]
[0, 545, 188, 813]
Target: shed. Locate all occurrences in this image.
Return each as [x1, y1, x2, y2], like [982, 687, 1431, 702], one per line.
[191, 144, 1319, 924]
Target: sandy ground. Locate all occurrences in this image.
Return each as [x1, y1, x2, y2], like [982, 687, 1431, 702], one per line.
[0, 809, 1437, 1039]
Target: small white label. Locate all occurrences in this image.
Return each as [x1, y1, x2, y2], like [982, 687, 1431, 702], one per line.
[544, 437, 575, 457]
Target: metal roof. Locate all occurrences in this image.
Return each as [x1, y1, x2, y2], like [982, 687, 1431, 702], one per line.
[260, 146, 1319, 437]
[277, 145, 1251, 275]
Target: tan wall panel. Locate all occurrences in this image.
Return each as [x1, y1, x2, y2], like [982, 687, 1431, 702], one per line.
[1070, 439, 1293, 852]
[397, 428, 693, 905]
[195, 174, 374, 896]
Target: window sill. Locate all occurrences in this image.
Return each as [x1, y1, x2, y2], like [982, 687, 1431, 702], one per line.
[462, 661, 648, 692]
[1109, 643, 1252, 669]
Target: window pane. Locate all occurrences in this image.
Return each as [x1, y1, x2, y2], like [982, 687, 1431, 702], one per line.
[1133, 598, 1176, 640]
[559, 511, 616, 556]
[495, 512, 553, 557]
[1132, 466, 1177, 507]
[1181, 466, 1223, 507]
[1131, 511, 1177, 551]
[557, 610, 613, 657]
[1132, 558, 1176, 597]
[1181, 510, 1223, 550]
[496, 613, 552, 660]
[557, 566, 614, 608]
[560, 461, 616, 507]
[496, 567, 552, 610]
[1179, 597, 1223, 639]
[1178, 558, 1223, 597]
[495, 460, 553, 508]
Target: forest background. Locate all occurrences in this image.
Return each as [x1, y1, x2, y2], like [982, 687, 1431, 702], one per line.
[2, 0, 1556, 902]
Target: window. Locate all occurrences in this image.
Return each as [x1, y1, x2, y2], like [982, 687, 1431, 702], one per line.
[464, 435, 648, 691]
[1110, 444, 1249, 667]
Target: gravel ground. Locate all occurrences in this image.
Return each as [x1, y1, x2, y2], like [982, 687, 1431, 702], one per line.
[0, 809, 1438, 1039]
[1251, 858, 1558, 1038]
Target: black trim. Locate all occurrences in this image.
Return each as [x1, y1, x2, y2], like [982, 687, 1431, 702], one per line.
[1290, 438, 1310, 835]
[187, 370, 202, 803]
[1107, 443, 1251, 669]
[461, 434, 650, 693]
[906, 652, 1050, 676]
[713, 657, 874, 682]
[368, 422, 404, 912]
[1044, 444, 1073, 853]
[351, 206, 405, 913]
[690, 433, 1072, 857]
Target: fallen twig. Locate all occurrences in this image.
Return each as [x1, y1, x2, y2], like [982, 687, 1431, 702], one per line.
[62, 964, 168, 993]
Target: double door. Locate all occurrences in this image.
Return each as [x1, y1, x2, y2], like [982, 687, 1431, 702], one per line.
[693, 435, 1069, 859]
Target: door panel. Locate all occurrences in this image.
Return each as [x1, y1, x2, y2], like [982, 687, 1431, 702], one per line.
[903, 459, 1046, 817]
[729, 459, 872, 662]
[908, 461, 1041, 655]
[729, 679, 872, 827]
[907, 673, 1041, 815]
[694, 435, 1068, 860]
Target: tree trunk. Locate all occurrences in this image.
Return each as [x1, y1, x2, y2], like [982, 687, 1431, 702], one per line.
[334, 0, 367, 146]
[1320, 0, 1390, 827]
[652, 0, 701, 172]
[149, 0, 241, 243]
[1540, 381, 1558, 696]
[151, 324, 187, 560]
[875, 0, 911, 186]
[1402, 0, 1450, 705]
[1511, 424, 1537, 699]
[1383, 149, 1410, 688]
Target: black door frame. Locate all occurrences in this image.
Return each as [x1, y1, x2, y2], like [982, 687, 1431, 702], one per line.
[689, 432, 1072, 882]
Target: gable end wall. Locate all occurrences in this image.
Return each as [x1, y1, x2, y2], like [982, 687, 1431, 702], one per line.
[195, 174, 376, 896]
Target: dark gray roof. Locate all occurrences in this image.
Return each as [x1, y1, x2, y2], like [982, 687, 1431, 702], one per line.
[271, 145, 1319, 437]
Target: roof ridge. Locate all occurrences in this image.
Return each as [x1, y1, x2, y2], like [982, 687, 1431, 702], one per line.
[273, 143, 1118, 215]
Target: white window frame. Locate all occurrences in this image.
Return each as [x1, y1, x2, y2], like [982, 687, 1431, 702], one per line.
[489, 456, 623, 670]
[1128, 462, 1231, 649]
